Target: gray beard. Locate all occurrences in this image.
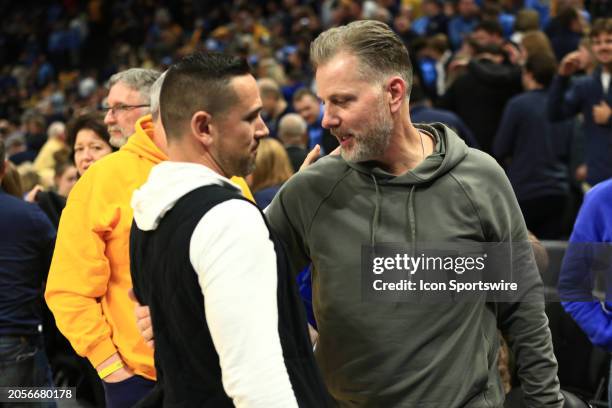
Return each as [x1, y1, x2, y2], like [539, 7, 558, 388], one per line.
[341, 110, 393, 163]
[110, 134, 128, 148]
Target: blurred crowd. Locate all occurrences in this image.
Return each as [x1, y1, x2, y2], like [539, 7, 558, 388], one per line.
[0, 0, 610, 237]
[1, 0, 611, 406]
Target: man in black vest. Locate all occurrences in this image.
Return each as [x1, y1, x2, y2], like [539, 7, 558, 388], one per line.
[129, 52, 330, 407]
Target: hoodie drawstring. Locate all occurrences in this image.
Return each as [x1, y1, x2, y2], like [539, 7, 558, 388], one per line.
[370, 175, 418, 250]
[408, 185, 417, 256]
[370, 174, 381, 247]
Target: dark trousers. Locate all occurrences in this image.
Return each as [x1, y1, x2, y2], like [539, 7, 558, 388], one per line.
[102, 375, 156, 408]
[519, 195, 568, 240]
[0, 334, 56, 408]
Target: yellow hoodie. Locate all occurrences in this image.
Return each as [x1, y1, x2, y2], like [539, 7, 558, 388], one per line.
[46, 115, 253, 380]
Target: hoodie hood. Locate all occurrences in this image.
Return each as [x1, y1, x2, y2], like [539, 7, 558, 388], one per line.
[121, 115, 168, 164]
[345, 123, 468, 185]
[343, 123, 469, 247]
[131, 161, 241, 231]
[467, 59, 522, 88]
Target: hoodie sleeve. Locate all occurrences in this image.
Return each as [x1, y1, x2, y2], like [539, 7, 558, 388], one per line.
[44, 167, 119, 368]
[190, 198, 298, 408]
[462, 151, 564, 407]
[265, 173, 313, 275]
[560, 185, 612, 350]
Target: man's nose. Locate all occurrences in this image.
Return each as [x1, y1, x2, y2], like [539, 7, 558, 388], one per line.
[321, 107, 340, 129]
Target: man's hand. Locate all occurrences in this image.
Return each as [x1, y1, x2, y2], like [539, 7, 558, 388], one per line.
[128, 288, 154, 349]
[503, 43, 521, 66]
[593, 101, 611, 125]
[299, 144, 321, 171]
[24, 185, 43, 203]
[308, 324, 318, 346]
[298, 144, 341, 171]
[575, 164, 588, 182]
[558, 51, 583, 77]
[103, 365, 134, 383]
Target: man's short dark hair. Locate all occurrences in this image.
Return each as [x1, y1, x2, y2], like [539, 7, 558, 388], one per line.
[590, 18, 612, 38]
[556, 6, 579, 29]
[473, 42, 506, 57]
[161, 52, 251, 140]
[525, 53, 557, 88]
[292, 87, 317, 104]
[474, 20, 504, 38]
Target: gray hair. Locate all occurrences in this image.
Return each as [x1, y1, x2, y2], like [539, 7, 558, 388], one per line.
[149, 70, 167, 120]
[257, 78, 282, 100]
[278, 113, 307, 143]
[310, 20, 413, 88]
[47, 121, 65, 139]
[108, 68, 161, 109]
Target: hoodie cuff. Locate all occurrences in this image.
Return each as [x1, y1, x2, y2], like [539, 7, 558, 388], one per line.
[87, 338, 119, 368]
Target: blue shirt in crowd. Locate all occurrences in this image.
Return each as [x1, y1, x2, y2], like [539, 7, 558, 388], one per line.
[0, 188, 56, 336]
[493, 89, 574, 202]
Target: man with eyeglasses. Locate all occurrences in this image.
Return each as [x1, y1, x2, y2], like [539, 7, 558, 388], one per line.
[103, 69, 158, 148]
[46, 68, 162, 408]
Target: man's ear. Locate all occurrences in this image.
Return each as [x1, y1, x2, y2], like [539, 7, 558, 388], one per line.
[191, 111, 213, 147]
[386, 76, 406, 114]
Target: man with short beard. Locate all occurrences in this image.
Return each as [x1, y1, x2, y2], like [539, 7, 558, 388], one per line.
[266, 19, 563, 407]
[129, 52, 331, 407]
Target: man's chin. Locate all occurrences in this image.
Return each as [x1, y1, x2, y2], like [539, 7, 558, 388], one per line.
[240, 160, 257, 177]
[110, 134, 128, 148]
[340, 146, 359, 162]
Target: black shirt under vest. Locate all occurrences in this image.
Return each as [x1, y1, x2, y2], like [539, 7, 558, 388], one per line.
[130, 184, 332, 407]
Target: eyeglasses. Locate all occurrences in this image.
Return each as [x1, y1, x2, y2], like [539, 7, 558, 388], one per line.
[101, 104, 150, 116]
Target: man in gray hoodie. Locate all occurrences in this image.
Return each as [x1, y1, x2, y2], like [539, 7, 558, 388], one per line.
[265, 19, 563, 407]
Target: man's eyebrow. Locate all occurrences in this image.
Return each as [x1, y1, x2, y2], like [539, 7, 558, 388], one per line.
[328, 92, 355, 101]
[242, 106, 262, 120]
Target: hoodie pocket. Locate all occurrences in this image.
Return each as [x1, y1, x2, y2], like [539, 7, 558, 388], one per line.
[476, 325, 504, 407]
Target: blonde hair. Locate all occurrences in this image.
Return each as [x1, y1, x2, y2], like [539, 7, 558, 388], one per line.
[17, 162, 40, 193]
[515, 9, 540, 32]
[257, 58, 288, 86]
[250, 138, 294, 193]
[521, 30, 556, 59]
[310, 20, 413, 87]
[1, 161, 24, 198]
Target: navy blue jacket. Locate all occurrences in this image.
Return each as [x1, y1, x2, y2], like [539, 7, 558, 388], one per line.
[411, 104, 480, 148]
[548, 67, 612, 186]
[0, 188, 56, 336]
[493, 89, 573, 201]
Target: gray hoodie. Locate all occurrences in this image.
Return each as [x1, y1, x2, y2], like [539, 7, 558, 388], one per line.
[266, 123, 562, 407]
